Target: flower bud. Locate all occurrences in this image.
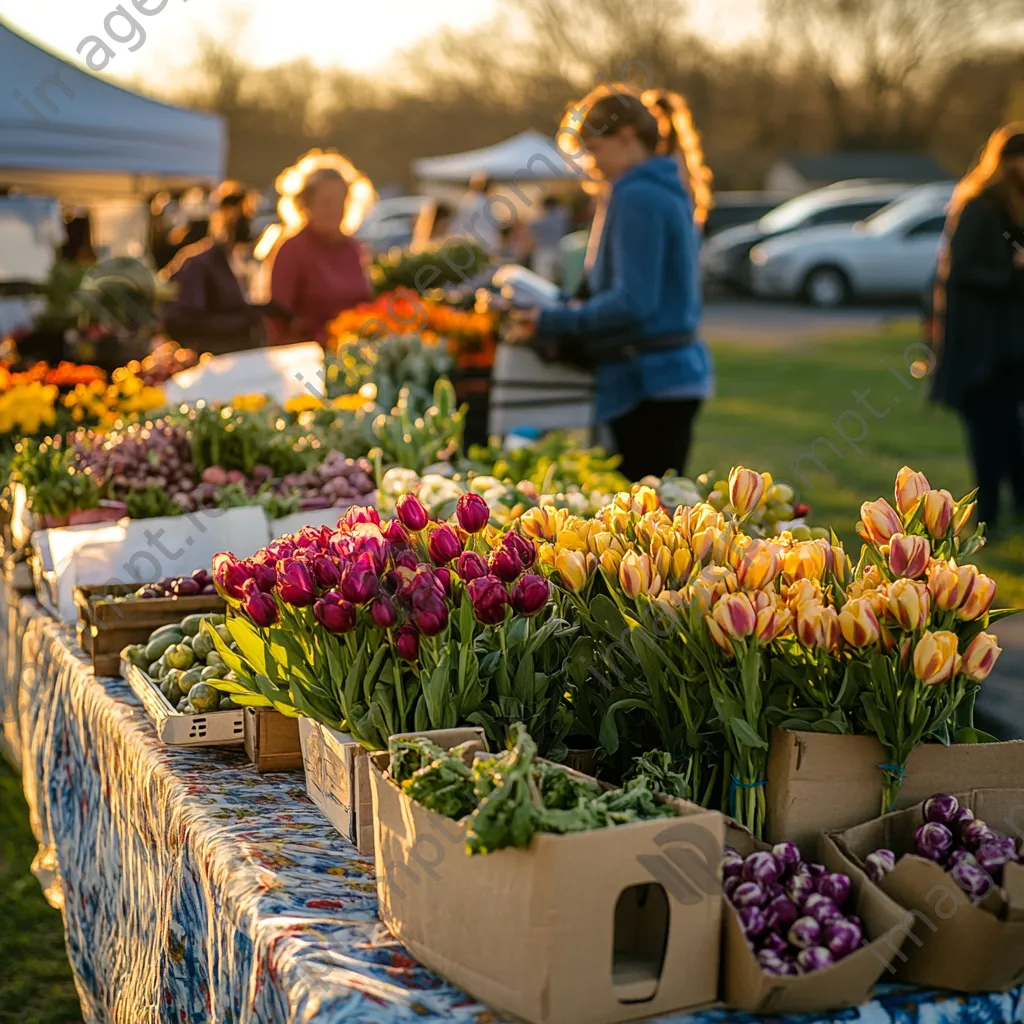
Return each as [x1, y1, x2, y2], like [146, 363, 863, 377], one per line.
[370, 595, 398, 629]
[489, 547, 521, 583]
[737, 540, 782, 590]
[503, 532, 537, 572]
[786, 578, 822, 610]
[313, 592, 356, 634]
[276, 558, 316, 608]
[839, 598, 881, 648]
[340, 553, 379, 604]
[953, 502, 976, 537]
[712, 592, 757, 641]
[427, 523, 463, 565]
[554, 549, 590, 593]
[886, 578, 931, 631]
[409, 586, 449, 636]
[241, 578, 278, 627]
[394, 624, 420, 661]
[456, 551, 489, 582]
[518, 506, 567, 542]
[920, 489, 955, 539]
[250, 563, 278, 594]
[467, 575, 510, 625]
[382, 519, 410, 547]
[912, 630, 961, 686]
[395, 493, 429, 532]
[957, 571, 996, 622]
[888, 534, 930, 580]
[310, 554, 342, 589]
[729, 466, 767, 517]
[618, 551, 661, 599]
[706, 614, 734, 654]
[345, 506, 380, 527]
[894, 466, 930, 515]
[927, 560, 972, 611]
[795, 602, 837, 652]
[755, 602, 792, 643]
[455, 492, 491, 534]
[511, 574, 550, 617]
[783, 539, 829, 583]
[857, 499, 902, 546]
[962, 632, 1001, 682]
[213, 552, 251, 600]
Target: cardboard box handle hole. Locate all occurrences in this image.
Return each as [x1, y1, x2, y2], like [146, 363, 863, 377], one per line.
[612, 882, 668, 1004]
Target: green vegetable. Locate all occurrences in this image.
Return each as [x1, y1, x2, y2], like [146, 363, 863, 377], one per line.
[403, 756, 476, 820]
[180, 614, 206, 637]
[200, 665, 222, 682]
[187, 683, 220, 713]
[191, 631, 215, 661]
[179, 667, 204, 688]
[160, 678, 182, 704]
[390, 737, 446, 784]
[166, 643, 196, 671]
[144, 634, 179, 662]
[218, 696, 241, 711]
[622, 750, 690, 801]
[122, 644, 148, 668]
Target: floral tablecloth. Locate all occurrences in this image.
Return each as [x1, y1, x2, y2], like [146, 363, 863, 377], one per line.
[5, 599, 1024, 1024]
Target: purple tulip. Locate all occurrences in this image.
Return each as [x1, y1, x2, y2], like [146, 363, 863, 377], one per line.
[340, 554, 379, 605]
[394, 549, 419, 572]
[276, 559, 316, 608]
[923, 793, 960, 825]
[915, 822, 953, 862]
[803, 893, 842, 925]
[488, 546, 521, 583]
[765, 894, 799, 932]
[723, 876, 743, 899]
[503, 531, 536, 571]
[730, 881, 766, 908]
[250, 562, 278, 593]
[434, 566, 453, 598]
[241, 579, 278, 627]
[394, 625, 420, 662]
[976, 839, 1016, 881]
[787, 916, 822, 949]
[797, 946, 835, 973]
[950, 861, 994, 902]
[785, 869, 816, 906]
[311, 554, 342, 588]
[382, 519, 410, 547]
[817, 872, 852, 908]
[759, 931, 790, 955]
[743, 851, 783, 887]
[344, 506, 380, 527]
[409, 587, 449, 637]
[467, 575, 510, 626]
[352, 528, 390, 575]
[370, 596, 397, 629]
[455, 493, 491, 534]
[313, 593, 357, 634]
[511, 574, 550, 617]
[824, 919, 863, 959]
[456, 551, 490, 582]
[771, 842, 802, 873]
[865, 849, 896, 883]
[428, 524, 463, 565]
[737, 905, 766, 938]
[723, 848, 745, 879]
[212, 552, 251, 600]
[396, 494, 429, 532]
[961, 819, 997, 852]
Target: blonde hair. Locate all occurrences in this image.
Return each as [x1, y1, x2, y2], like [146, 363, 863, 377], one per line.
[557, 83, 713, 227]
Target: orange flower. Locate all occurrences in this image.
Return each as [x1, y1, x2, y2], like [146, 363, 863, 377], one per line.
[857, 499, 902, 546]
[912, 631, 961, 686]
[894, 466, 930, 516]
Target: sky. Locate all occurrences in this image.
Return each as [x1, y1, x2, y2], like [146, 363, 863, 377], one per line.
[0, 0, 503, 85]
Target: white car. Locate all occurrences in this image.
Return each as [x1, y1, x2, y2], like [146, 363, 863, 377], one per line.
[356, 196, 429, 254]
[749, 183, 955, 307]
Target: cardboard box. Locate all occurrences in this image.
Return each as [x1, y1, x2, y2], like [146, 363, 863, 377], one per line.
[766, 729, 1024, 854]
[722, 823, 910, 1013]
[830, 789, 1024, 992]
[370, 753, 724, 1024]
[298, 721, 489, 856]
[243, 707, 303, 772]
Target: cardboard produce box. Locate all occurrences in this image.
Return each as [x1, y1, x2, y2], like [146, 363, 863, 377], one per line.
[243, 708, 303, 773]
[766, 729, 1024, 853]
[830, 789, 1024, 992]
[722, 823, 910, 1013]
[370, 752, 724, 1024]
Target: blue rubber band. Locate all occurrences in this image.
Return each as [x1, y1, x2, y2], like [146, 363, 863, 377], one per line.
[729, 774, 767, 816]
[878, 763, 907, 811]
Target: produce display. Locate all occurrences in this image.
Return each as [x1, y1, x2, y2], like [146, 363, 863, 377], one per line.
[867, 793, 1024, 900]
[127, 569, 218, 599]
[390, 724, 676, 855]
[368, 245, 490, 295]
[725, 843, 862, 975]
[123, 612, 241, 715]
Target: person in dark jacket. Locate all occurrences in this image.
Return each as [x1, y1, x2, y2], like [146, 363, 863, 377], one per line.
[508, 87, 713, 480]
[932, 125, 1024, 531]
[161, 182, 288, 356]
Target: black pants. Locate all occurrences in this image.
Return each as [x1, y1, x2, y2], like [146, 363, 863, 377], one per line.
[962, 381, 1024, 529]
[609, 399, 703, 481]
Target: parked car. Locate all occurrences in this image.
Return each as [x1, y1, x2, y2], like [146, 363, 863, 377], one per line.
[699, 183, 912, 292]
[357, 196, 429, 254]
[702, 192, 789, 238]
[749, 183, 955, 307]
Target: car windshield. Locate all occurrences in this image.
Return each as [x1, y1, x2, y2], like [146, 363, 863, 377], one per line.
[861, 188, 951, 236]
[758, 194, 833, 233]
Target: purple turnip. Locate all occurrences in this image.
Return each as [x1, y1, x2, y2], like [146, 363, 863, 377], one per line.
[816, 872, 852, 908]
[796, 946, 835, 973]
[915, 822, 953, 862]
[765, 894, 799, 933]
[731, 882, 767, 908]
[961, 819, 997, 852]
[172, 578, 201, 597]
[804, 893, 842, 925]
[785, 869, 815, 907]
[743, 851, 783, 886]
[824, 919, 863, 959]
[759, 931, 789, 956]
[766, 882, 786, 901]
[865, 849, 896, 883]
[723, 848, 744, 879]
[771, 842, 802, 873]
[950, 861, 994, 902]
[947, 849, 977, 870]
[202, 467, 228, 487]
[923, 793, 959, 825]
[788, 916, 822, 949]
[757, 950, 787, 973]
[764, 958, 800, 977]
[724, 876, 742, 900]
[976, 839, 1016, 881]
[950, 806, 975, 835]
[737, 906, 766, 938]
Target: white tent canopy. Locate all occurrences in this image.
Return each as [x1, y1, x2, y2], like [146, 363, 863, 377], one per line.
[412, 130, 583, 184]
[0, 21, 226, 200]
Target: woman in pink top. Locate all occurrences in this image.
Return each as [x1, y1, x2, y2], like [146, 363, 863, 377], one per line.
[265, 167, 372, 346]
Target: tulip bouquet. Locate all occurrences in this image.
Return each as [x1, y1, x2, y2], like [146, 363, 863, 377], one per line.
[211, 492, 574, 753]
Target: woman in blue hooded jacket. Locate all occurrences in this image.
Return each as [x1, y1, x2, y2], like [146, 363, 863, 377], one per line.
[514, 87, 713, 481]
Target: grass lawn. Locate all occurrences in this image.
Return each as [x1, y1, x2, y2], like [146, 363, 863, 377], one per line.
[694, 321, 1024, 606]
[0, 761, 82, 1024]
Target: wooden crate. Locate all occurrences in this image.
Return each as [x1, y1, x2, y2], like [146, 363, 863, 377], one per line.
[243, 707, 303, 773]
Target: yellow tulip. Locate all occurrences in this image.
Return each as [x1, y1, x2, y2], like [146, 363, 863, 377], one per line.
[728, 466, 767, 517]
[912, 630, 961, 686]
[555, 549, 591, 593]
[953, 502, 976, 537]
[785, 578, 822, 610]
[555, 529, 587, 553]
[783, 539, 829, 582]
[600, 549, 623, 576]
[654, 545, 673, 584]
[962, 632, 1001, 682]
[920, 489, 955, 538]
[518, 506, 568, 542]
[795, 602, 840, 652]
[706, 613, 735, 654]
[618, 551, 661, 599]
[712, 591, 757, 641]
[886, 578, 931, 631]
[839, 598, 881, 648]
[857, 498, 903, 546]
[888, 534, 930, 580]
[736, 540, 782, 590]
[894, 466, 930, 515]
[957, 571, 997, 622]
[926, 560, 972, 611]
[755, 602, 792, 643]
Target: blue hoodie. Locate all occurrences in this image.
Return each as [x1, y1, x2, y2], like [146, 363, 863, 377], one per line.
[537, 154, 714, 423]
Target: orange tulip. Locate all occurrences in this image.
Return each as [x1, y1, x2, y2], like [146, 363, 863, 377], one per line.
[857, 499, 903, 546]
[912, 631, 961, 686]
[888, 534, 931, 580]
[839, 598, 881, 648]
[962, 633, 1001, 682]
[957, 572, 996, 622]
[783, 539, 829, 582]
[555, 549, 591, 593]
[886, 578, 931, 631]
[894, 466, 930, 516]
[736, 541, 782, 590]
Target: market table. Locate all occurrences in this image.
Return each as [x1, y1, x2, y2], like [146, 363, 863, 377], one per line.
[6, 598, 1024, 1024]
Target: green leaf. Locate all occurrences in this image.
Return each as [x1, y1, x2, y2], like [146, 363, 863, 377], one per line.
[728, 717, 768, 750]
[953, 727, 999, 745]
[225, 615, 270, 678]
[599, 698, 653, 754]
[590, 594, 629, 642]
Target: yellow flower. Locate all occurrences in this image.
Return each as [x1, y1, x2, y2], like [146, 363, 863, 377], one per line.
[956, 571, 997, 622]
[857, 498, 903, 546]
[555, 549, 592, 593]
[728, 466, 767, 517]
[839, 598, 881, 648]
[232, 393, 269, 412]
[783, 539, 830, 583]
[736, 540, 782, 590]
[518, 506, 569, 543]
[711, 591, 757, 641]
[618, 551, 662, 599]
[894, 466, 930, 516]
[284, 394, 325, 415]
[886, 578, 931, 631]
[920, 489, 955, 538]
[912, 630, 961, 686]
[962, 633, 1001, 682]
